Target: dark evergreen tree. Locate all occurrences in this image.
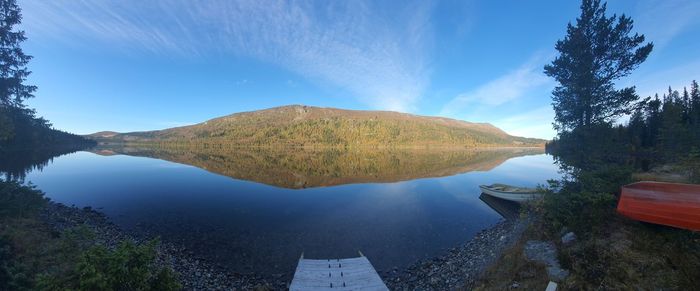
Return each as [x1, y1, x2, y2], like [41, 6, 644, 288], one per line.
[0, 0, 93, 152]
[544, 0, 653, 132]
[0, 0, 35, 109]
[682, 87, 690, 121]
[691, 80, 700, 125]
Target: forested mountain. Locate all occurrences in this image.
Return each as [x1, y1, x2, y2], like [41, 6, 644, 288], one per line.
[88, 105, 545, 147]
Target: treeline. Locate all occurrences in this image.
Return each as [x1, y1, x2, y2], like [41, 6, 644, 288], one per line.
[546, 80, 700, 180]
[628, 81, 700, 163]
[0, 106, 94, 154]
[194, 118, 542, 147]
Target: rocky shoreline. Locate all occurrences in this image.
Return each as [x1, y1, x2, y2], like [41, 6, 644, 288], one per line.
[40, 202, 285, 290]
[386, 218, 529, 290]
[40, 201, 527, 290]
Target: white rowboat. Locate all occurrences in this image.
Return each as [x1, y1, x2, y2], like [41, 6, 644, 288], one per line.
[479, 184, 542, 203]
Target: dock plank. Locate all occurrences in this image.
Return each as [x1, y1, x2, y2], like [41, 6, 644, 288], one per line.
[290, 256, 388, 291]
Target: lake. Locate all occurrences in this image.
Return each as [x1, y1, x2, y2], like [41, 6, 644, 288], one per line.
[11, 146, 559, 276]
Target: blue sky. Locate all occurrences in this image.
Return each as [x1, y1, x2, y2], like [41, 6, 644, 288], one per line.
[19, 0, 700, 139]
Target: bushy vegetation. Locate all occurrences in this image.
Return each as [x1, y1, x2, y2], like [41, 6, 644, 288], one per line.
[0, 181, 181, 290]
[539, 188, 616, 237]
[37, 240, 180, 291]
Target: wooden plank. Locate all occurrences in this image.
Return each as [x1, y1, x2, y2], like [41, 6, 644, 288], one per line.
[290, 255, 388, 291]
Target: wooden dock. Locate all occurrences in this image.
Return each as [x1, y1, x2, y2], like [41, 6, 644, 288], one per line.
[289, 253, 388, 291]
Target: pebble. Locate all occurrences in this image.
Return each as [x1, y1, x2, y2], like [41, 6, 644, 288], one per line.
[386, 218, 530, 290]
[39, 202, 284, 290]
[40, 200, 532, 291]
[523, 240, 569, 281]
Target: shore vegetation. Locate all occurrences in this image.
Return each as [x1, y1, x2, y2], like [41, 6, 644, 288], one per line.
[475, 1, 700, 289]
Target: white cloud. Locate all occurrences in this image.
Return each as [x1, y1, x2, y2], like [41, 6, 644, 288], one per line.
[20, 0, 432, 112]
[437, 54, 555, 139]
[440, 56, 551, 117]
[491, 106, 555, 139]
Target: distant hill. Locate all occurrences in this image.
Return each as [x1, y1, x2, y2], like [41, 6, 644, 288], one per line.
[87, 105, 546, 147]
[88, 131, 120, 138]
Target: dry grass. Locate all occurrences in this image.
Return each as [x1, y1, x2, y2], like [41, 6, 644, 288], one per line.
[632, 164, 695, 183]
[469, 227, 549, 291]
[632, 172, 690, 183]
[471, 215, 700, 291]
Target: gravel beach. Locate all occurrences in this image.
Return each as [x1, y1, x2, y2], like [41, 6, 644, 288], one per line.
[40, 201, 527, 290]
[386, 218, 529, 290]
[40, 202, 285, 290]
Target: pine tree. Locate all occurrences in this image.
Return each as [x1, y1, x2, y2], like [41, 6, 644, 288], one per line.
[0, 0, 35, 108]
[691, 80, 700, 124]
[682, 87, 690, 121]
[544, 0, 653, 132]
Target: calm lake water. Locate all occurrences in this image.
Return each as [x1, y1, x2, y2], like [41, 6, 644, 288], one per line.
[15, 146, 559, 275]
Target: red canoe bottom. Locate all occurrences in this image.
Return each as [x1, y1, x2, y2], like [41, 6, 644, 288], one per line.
[617, 181, 700, 231]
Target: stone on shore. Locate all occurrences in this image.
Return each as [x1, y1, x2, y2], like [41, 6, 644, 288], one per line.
[561, 232, 576, 245]
[523, 240, 569, 281]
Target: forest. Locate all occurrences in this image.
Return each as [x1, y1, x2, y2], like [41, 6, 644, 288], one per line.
[546, 80, 700, 183]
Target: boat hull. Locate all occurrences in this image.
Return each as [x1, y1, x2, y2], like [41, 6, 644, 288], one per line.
[479, 185, 542, 203]
[617, 181, 700, 231]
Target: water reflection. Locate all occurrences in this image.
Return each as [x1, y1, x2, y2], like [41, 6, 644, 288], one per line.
[89, 145, 545, 188]
[18, 146, 558, 276]
[0, 145, 92, 181]
[478, 193, 521, 220]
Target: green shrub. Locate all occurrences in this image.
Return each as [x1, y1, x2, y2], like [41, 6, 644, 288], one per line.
[0, 181, 47, 219]
[38, 239, 181, 291]
[0, 235, 33, 291]
[539, 188, 617, 237]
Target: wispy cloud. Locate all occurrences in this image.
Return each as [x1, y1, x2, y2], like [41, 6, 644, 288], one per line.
[440, 55, 551, 117]
[491, 106, 555, 139]
[21, 0, 433, 112]
[633, 0, 700, 50]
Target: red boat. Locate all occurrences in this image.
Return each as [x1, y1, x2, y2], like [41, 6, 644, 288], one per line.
[617, 181, 700, 231]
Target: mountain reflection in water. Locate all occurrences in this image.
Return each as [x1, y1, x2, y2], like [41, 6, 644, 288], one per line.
[89, 146, 545, 188]
[16, 146, 557, 276]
